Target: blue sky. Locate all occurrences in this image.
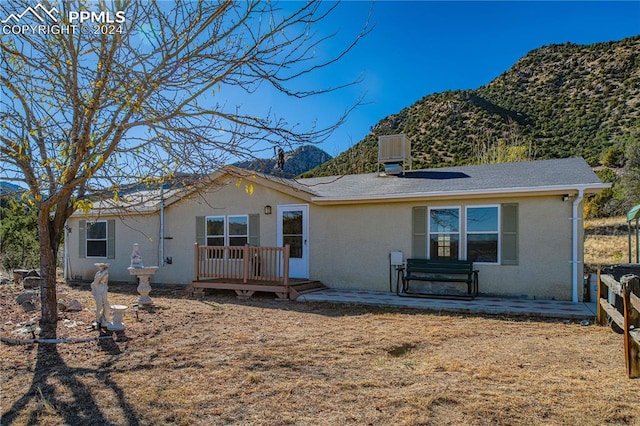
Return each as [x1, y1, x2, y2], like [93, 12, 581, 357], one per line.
[277, 1, 640, 158]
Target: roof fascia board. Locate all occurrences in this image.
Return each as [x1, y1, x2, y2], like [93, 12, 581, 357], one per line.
[70, 208, 158, 218]
[310, 183, 611, 205]
[71, 167, 314, 217]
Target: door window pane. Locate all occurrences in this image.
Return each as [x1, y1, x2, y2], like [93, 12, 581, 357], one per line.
[283, 211, 303, 258]
[284, 236, 303, 258]
[283, 211, 302, 234]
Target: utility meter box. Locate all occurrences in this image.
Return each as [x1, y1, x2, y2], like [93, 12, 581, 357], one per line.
[390, 250, 404, 266]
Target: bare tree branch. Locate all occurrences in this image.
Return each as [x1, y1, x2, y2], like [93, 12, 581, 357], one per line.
[0, 0, 370, 337]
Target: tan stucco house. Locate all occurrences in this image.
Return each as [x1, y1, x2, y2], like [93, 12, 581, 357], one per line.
[65, 157, 608, 302]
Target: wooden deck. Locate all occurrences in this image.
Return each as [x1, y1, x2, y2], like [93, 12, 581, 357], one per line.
[187, 244, 326, 300]
[186, 278, 326, 300]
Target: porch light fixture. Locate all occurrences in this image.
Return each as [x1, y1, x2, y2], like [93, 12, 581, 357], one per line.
[562, 195, 570, 202]
[264, 205, 272, 215]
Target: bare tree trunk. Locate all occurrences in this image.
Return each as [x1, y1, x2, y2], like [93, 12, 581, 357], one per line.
[37, 211, 59, 339]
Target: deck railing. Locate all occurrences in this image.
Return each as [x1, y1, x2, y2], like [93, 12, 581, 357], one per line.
[194, 243, 290, 286]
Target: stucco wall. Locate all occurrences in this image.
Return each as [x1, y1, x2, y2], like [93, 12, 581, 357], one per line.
[67, 177, 584, 301]
[309, 195, 578, 300]
[67, 213, 159, 283]
[68, 177, 303, 285]
[160, 177, 304, 284]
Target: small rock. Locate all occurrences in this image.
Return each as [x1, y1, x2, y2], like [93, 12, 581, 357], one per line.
[62, 319, 78, 328]
[66, 299, 83, 312]
[13, 269, 29, 285]
[16, 321, 39, 336]
[21, 301, 37, 312]
[16, 291, 37, 305]
[23, 276, 41, 289]
[0, 276, 10, 285]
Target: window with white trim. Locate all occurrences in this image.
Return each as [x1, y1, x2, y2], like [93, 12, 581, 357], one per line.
[466, 206, 499, 264]
[414, 204, 517, 265]
[205, 215, 249, 259]
[428, 207, 460, 260]
[86, 221, 107, 257]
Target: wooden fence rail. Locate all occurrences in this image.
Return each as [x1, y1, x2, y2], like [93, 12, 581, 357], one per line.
[596, 266, 640, 378]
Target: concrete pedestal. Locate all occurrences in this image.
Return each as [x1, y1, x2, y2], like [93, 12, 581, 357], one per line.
[128, 267, 159, 305]
[107, 304, 127, 331]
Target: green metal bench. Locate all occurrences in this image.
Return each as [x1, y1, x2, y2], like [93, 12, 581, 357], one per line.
[399, 258, 479, 300]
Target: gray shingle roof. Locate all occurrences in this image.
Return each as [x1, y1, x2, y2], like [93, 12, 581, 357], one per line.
[74, 158, 607, 216]
[296, 157, 606, 199]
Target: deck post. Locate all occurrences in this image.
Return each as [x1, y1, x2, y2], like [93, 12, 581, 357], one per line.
[283, 244, 290, 287]
[243, 244, 249, 283]
[194, 243, 199, 281]
[596, 265, 606, 326]
[622, 275, 640, 378]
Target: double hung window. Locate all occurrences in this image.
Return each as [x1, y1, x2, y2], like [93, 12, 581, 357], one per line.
[228, 216, 248, 247]
[205, 215, 248, 247]
[206, 217, 225, 247]
[466, 206, 499, 263]
[205, 215, 249, 259]
[428, 208, 460, 260]
[79, 219, 114, 259]
[86, 221, 108, 258]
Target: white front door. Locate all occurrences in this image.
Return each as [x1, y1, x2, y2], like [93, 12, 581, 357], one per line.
[277, 204, 309, 279]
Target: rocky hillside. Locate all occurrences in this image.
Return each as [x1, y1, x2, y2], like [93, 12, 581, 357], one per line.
[235, 145, 332, 177]
[306, 36, 640, 177]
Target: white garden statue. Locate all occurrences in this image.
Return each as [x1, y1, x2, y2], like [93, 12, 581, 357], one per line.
[91, 263, 110, 328]
[130, 243, 143, 268]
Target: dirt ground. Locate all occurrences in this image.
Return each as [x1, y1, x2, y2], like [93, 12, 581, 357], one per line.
[1, 280, 639, 426]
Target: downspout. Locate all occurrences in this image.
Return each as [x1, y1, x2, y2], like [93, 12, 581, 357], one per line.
[160, 185, 165, 267]
[63, 221, 69, 281]
[571, 188, 584, 303]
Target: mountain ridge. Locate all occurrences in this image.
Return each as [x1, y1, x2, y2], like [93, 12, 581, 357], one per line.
[234, 145, 332, 177]
[305, 35, 640, 177]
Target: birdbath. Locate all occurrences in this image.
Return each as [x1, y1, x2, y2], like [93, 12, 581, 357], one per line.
[127, 243, 158, 305]
[108, 304, 128, 331]
[128, 266, 159, 305]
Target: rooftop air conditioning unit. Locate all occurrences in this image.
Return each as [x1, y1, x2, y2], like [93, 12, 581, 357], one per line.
[378, 134, 411, 175]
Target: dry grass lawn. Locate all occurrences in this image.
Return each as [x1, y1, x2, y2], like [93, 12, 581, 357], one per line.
[1, 280, 639, 425]
[585, 216, 636, 269]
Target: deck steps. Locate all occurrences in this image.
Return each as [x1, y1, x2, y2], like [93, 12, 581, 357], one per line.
[288, 280, 327, 300]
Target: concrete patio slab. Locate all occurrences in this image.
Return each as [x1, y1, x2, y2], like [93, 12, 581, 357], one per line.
[296, 289, 598, 320]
